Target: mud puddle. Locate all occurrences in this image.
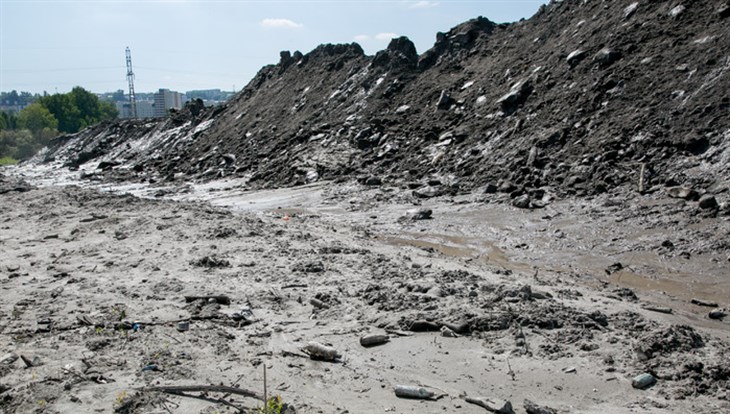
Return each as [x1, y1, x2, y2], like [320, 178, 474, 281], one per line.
[375, 199, 729, 316]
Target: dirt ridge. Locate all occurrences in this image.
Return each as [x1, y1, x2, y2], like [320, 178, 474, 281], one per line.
[37, 0, 729, 208]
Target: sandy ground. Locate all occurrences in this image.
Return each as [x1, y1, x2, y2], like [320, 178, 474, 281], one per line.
[1, 172, 729, 413]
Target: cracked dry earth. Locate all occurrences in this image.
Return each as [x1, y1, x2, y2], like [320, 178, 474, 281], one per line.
[0, 176, 728, 413]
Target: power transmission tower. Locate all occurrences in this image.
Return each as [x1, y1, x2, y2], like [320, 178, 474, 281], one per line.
[125, 47, 137, 118]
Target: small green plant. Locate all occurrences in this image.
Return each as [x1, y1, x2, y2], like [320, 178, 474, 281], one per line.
[110, 305, 126, 321]
[115, 391, 128, 406]
[255, 396, 284, 414]
[0, 156, 18, 166]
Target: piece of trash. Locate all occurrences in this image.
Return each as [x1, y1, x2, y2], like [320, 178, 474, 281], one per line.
[394, 385, 435, 400]
[384, 329, 413, 337]
[302, 342, 341, 361]
[691, 298, 718, 307]
[142, 364, 161, 372]
[20, 355, 41, 368]
[1, 353, 19, 365]
[176, 321, 190, 332]
[132, 322, 142, 332]
[465, 396, 514, 414]
[632, 373, 656, 389]
[563, 366, 577, 373]
[440, 326, 459, 338]
[310, 298, 329, 309]
[360, 334, 389, 347]
[231, 306, 255, 324]
[408, 320, 441, 332]
[184, 295, 231, 305]
[524, 399, 557, 414]
[641, 305, 673, 314]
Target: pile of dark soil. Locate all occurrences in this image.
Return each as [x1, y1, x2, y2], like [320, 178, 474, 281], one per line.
[39, 0, 730, 207]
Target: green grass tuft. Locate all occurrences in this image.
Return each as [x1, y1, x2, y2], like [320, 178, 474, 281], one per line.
[0, 156, 18, 166]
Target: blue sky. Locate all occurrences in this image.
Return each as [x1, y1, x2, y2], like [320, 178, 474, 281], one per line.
[1, 0, 546, 95]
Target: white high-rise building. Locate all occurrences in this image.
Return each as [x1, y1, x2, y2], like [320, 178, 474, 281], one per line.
[154, 89, 185, 117]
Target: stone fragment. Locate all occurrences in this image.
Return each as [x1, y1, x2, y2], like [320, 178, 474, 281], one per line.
[709, 309, 727, 320]
[669, 5, 685, 17]
[364, 176, 382, 186]
[406, 208, 432, 220]
[436, 90, 451, 110]
[624, 2, 639, 18]
[632, 373, 657, 389]
[496, 80, 532, 113]
[566, 49, 587, 66]
[512, 194, 531, 209]
[719, 3, 730, 18]
[698, 195, 718, 210]
[666, 186, 699, 200]
[594, 48, 622, 67]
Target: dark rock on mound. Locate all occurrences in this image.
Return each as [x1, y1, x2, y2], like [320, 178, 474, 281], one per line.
[635, 325, 704, 360]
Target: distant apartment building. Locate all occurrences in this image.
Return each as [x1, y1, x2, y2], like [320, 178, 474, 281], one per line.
[154, 89, 185, 117]
[116, 100, 155, 119]
[115, 88, 186, 119]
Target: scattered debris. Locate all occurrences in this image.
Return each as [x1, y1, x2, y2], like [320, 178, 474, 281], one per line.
[465, 396, 514, 413]
[524, 399, 557, 414]
[360, 334, 390, 347]
[184, 295, 231, 305]
[394, 385, 435, 400]
[302, 342, 341, 362]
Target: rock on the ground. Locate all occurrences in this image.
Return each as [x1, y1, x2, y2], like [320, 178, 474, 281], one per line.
[698, 195, 718, 210]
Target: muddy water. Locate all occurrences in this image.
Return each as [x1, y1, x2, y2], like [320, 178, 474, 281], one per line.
[152, 181, 730, 306]
[377, 202, 730, 310]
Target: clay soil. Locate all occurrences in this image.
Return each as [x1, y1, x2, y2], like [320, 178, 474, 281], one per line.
[1, 172, 728, 413]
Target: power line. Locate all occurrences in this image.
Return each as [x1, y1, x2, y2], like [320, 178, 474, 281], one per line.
[2, 66, 124, 73]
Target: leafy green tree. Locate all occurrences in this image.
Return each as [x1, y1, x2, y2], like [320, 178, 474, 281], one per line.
[0, 129, 34, 160]
[0, 111, 18, 131]
[39, 93, 82, 133]
[18, 103, 58, 136]
[38, 86, 118, 133]
[71, 86, 99, 128]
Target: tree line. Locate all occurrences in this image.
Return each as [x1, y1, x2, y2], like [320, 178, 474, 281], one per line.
[1, 87, 117, 164]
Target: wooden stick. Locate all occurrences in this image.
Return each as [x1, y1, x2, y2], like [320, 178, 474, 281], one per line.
[143, 385, 265, 401]
[154, 390, 249, 413]
[638, 163, 646, 194]
[263, 364, 268, 406]
[184, 295, 231, 305]
[281, 283, 308, 289]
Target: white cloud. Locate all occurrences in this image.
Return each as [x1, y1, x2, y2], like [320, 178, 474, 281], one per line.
[259, 18, 303, 29]
[354, 34, 370, 42]
[375, 32, 398, 41]
[410, 1, 440, 9]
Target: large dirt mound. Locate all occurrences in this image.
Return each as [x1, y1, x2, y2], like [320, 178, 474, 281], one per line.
[42, 0, 730, 201]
